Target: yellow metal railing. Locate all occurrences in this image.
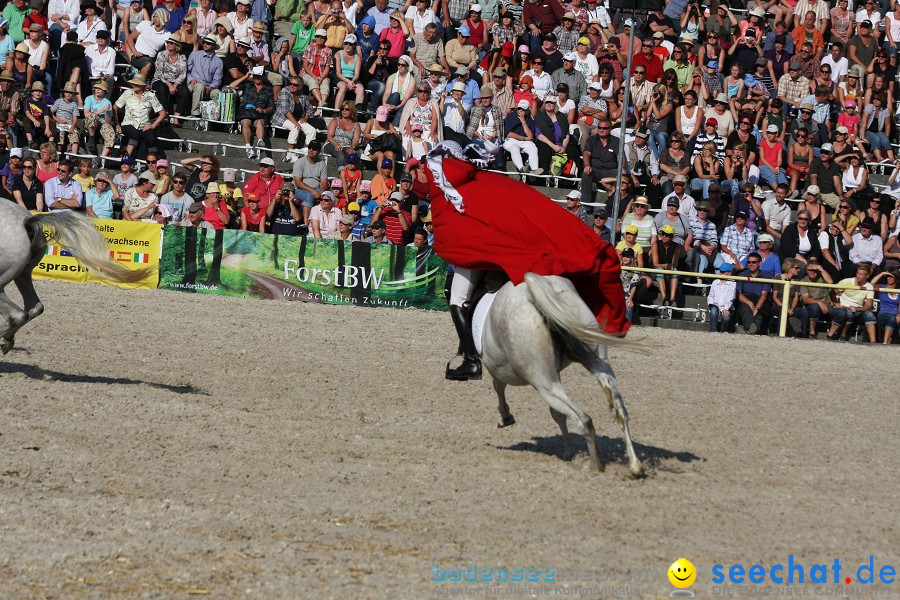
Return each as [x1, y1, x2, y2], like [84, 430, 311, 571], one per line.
[622, 266, 900, 338]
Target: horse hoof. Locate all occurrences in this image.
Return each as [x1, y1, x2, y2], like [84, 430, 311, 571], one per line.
[497, 414, 516, 428]
[1, 337, 13, 355]
[628, 463, 645, 479]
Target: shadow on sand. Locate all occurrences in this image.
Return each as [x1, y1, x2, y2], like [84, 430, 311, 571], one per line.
[495, 435, 702, 471]
[0, 360, 209, 396]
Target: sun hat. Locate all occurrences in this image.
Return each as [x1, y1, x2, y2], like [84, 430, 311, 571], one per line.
[62, 81, 77, 93]
[757, 233, 775, 243]
[451, 81, 466, 92]
[127, 75, 148, 86]
[339, 214, 355, 225]
[0, 69, 15, 82]
[479, 84, 493, 98]
[30, 81, 45, 91]
[138, 170, 158, 184]
[14, 42, 29, 55]
[235, 37, 251, 48]
[634, 196, 649, 205]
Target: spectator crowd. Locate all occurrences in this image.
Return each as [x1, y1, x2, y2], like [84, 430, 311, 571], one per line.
[1, 0, 900, 341]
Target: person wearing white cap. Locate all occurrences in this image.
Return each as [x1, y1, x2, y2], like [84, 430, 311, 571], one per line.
[439, 80, 471, 146]
[333, 33, 365, 110]
[576, 81, 609, 145]
[301, 28, 333, 107]
[551, 51, 586, 102]
[502, 98, 543, 175]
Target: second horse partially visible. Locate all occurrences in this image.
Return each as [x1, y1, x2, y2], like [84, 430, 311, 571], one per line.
[0, 201, 150, 355]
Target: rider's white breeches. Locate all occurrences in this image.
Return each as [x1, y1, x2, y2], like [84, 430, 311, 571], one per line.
[450, 267, 483, 307]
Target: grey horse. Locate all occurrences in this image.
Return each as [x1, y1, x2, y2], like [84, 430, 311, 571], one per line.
[480, 273, 643, 477]
[0, 201, 149, 354]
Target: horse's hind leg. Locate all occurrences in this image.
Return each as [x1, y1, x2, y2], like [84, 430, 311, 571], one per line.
[14, 271, 44, 322]
[548, 407, 573, 461]
[493, 379, 516, 428]
[586, 352, 643, 478]
[0, 290, 29, 355]
[538, 383, 602, 472]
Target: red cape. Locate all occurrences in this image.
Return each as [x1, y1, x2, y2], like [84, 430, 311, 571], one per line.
[427, 157, 630, 336]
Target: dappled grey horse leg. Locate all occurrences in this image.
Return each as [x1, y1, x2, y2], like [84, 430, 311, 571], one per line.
[585, 349, 643, 477]
[14, 272, 44, 321]
[494, 378, 516, 428]
[537, 382, 602, 472]
[548, 407, 573, 460]
[0, 293, 27, 355]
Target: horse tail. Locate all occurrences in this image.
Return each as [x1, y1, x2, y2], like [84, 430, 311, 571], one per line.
[25, 212, 152, 285]
[523, 273, 632, 350]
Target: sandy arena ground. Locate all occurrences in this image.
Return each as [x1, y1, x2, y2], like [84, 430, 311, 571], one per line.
[0, 280, 898, 599]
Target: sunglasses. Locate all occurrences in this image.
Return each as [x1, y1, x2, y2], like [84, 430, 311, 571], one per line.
[173, 179, 185, 184]
[597, 126, 610, 130]
[747, 260, 760, 264]
[23, 164, 34, 169]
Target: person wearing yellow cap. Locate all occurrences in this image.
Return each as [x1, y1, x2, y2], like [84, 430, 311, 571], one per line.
[651, 223, 683, 308]
[619, 196, 657, 252]
[573, 35, 599, 85]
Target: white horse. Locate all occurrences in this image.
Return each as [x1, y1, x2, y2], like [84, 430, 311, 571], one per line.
[479, 273, 643, 477]
[0, 201, 149, 354]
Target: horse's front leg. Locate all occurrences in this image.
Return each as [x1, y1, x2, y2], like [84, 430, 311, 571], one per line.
[493, 378, 515, 428]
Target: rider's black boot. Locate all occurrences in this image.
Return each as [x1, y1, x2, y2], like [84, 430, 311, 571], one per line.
[445, 304, 482, 381]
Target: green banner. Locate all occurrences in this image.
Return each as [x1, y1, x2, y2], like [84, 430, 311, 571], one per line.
[158, 227, 449, 310]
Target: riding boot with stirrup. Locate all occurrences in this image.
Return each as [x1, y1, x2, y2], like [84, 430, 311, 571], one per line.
[445, 305, 482, 381]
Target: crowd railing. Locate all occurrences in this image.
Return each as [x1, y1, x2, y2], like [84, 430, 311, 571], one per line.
[622, 265, 899, 338]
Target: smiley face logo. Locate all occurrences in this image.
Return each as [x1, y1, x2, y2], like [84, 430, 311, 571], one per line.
[668, 558, 697, 589]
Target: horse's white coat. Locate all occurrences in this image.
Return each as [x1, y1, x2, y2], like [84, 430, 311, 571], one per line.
[480, 274, 642, 476]
[0, 201, 148, 354]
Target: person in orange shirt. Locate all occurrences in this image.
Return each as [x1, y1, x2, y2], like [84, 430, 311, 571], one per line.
[791, 12, 825, 59]
[369, 157, 396, 205]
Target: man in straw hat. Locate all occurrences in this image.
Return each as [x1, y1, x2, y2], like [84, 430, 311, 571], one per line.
[114, 74, 167, 159]
[464, 84, 504, 167]
[187, 35, 224, 119]
[0, 69, 21, 124]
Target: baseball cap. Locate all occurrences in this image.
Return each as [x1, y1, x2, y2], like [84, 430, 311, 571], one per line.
[820, 143, 834, 152]
[757, 233, 775, 243]
[660, 224, 675, 235]
[399, 172, 412, 182]
[375, 105, 390, 120]
[577, 36, 590, 46]
[339, 214, 355, 225]
[138, 170, 157, 183]
[836, 126, 849, 134]
[806, 185, 820, 195]
[625, 224, 639, 234]
[187, 202, 204, 213]
[223, 168, 236, 182]
[330, 178, 342, 188]
[9, 147, 22, 158]
[621, 247, 636, 258]
[566, 190, 582, 200]
[315, 28, 327, 37]
[359, 180, 372, 192]
[594, 208, 609, 219]
[259, 157, 275, 167]
[666, 197, 678, 207]
[389, 191, 404, 202]
[653, 31, 664, 39]
[707, 60, 718, 70]
[381, 158, 393, 168]
[634, 128, 649, 139]
[307, 139, 322, 151]
[371, 220, 386, 230]
[789, 60, 802, 70]
[735, 210, 749, 219]
[458, 25, 471, 36]
[706, 117, 718, 126]
[347, 202, 361, 212]
[516, 99, 531, 110]
[589, 81, 603, 91]
[563, 52, 577, 61]
[766, 124, 779, 133]
[673, 174, 687, 183]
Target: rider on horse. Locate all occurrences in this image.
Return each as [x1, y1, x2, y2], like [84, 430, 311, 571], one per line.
[425, 141, 630, 382]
